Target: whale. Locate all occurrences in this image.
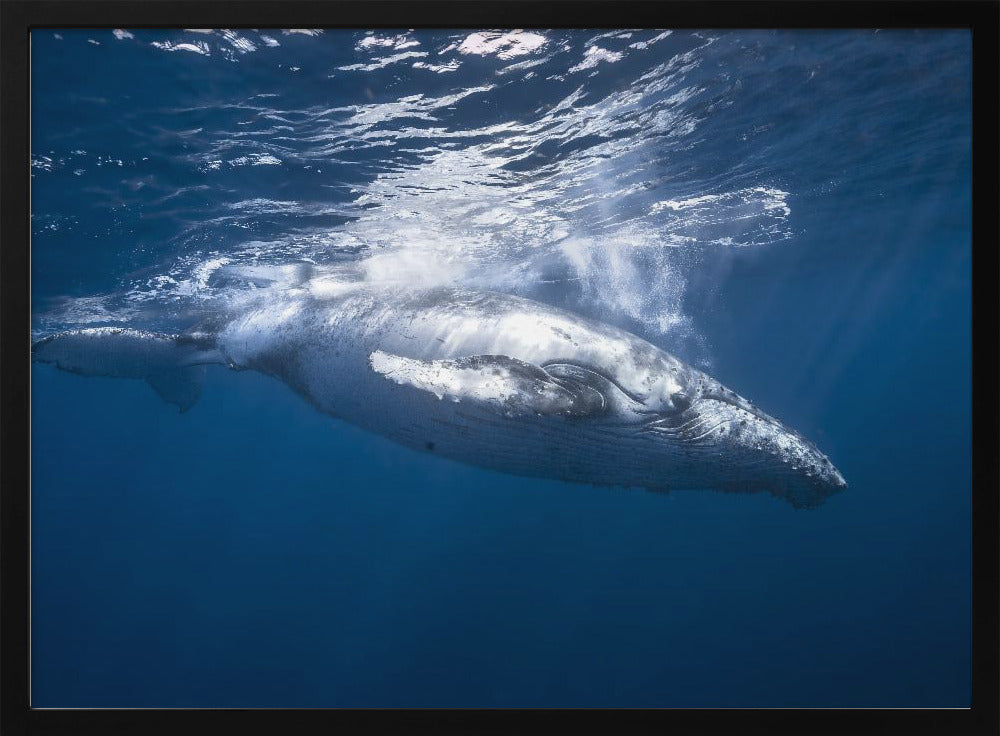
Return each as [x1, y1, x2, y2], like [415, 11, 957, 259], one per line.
[32, 280, 847, 508]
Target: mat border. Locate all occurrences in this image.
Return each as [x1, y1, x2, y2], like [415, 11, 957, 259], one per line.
[3, 3, 997, 735]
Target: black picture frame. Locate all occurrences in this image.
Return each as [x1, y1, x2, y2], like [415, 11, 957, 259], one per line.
[3, 2, 997, 734]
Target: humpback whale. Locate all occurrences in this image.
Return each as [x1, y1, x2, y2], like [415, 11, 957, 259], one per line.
[32, 282, 847, 508]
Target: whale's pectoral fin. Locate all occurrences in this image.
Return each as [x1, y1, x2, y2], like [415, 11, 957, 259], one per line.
[144, 365, 206, 412]
[368, 350, 607, 418]
[32, 327, 225, 412]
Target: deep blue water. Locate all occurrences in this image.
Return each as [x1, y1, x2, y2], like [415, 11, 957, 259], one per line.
[30, 29, 971, 707]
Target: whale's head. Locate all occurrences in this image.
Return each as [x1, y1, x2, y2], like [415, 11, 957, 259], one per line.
[524, 336, 845, 507]
[609, 357, 848, 508]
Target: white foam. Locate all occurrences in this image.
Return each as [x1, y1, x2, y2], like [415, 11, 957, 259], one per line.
[358, 33, 420, 51]
[227, 153, 282, 167]
[151, 40, 211, 55]
[457, 31, 547, 60]
[629, 30, 672, 50]
[569, 46, 624, 73]
[220, 30, 257, 53]
[338, 51, 428, 72]
[413, 59, 462, 73]
[651, 187, 791, 223]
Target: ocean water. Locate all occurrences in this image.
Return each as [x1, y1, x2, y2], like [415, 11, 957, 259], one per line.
[30, 29, 971, 708]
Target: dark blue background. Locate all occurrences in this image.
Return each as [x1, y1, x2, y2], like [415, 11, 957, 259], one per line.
[31, 29, 971, 707]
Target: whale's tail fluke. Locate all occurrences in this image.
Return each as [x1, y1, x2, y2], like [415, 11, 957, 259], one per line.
[32, 327, 225, 412]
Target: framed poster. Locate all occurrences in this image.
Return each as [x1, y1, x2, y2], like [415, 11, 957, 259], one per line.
[3, 2, 997, 734]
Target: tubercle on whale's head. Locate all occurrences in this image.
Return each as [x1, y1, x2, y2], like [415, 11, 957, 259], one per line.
[703, 391, 847, 507]
[641, 371, 847, 508]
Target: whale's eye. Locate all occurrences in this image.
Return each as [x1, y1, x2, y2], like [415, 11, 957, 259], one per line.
[670, 393, 692, 413]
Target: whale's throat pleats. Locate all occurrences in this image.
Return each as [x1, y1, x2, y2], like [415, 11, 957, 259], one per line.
[32, 328, 225, 412]
[365, 349, 666, 487]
